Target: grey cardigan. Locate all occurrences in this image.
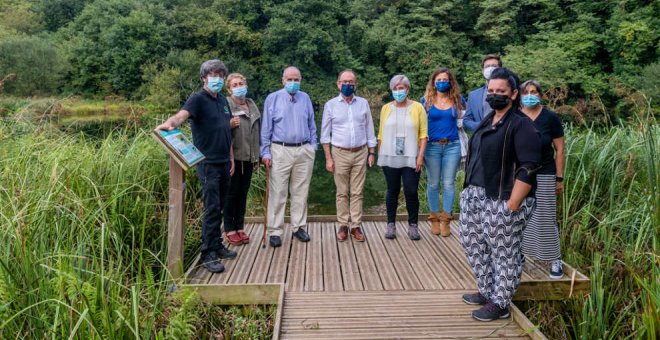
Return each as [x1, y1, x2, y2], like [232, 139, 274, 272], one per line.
[226, 96, 261, 163]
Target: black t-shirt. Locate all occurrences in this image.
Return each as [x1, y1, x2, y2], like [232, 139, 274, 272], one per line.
[531, 108, 564, 174]
[182, 90, 233, 164]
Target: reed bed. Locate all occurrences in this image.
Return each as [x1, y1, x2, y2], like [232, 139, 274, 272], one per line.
[0, 108, 657, 338]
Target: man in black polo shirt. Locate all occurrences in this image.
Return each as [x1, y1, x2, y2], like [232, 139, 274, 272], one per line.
[155, 59, 237, 273]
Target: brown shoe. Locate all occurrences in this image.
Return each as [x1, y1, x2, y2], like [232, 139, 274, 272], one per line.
[429, 212, 441, 235]
[351, 226, 365, 242]
[337, 225, 349, 241]
[438, 211, 452, 237]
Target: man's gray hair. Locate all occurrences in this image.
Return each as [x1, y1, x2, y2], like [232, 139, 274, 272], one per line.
[199, 59, 228, 79]
[389, 74, 410, 91]
[282, 66, 301, 78]
[520, 79, 542, 94]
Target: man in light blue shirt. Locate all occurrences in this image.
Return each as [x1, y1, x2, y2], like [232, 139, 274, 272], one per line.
[321, 69, 376, 242]
[261, 66, 317, 247]
[464, 54, 502, 132]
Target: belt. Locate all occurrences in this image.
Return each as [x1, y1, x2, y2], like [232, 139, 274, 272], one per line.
[272, 141, 310, 147]
[430, 138, 452, 145]
[333, 144, 366, 152]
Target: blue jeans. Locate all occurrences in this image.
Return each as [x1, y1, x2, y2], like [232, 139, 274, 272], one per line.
[424, 140, 461, 214]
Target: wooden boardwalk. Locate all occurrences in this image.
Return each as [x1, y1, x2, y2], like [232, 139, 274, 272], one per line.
[185, 219, 588, 339]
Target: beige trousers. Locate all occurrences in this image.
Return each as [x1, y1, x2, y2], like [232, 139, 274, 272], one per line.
[267, 143, 315, 237]
[331, 146, 368, 227]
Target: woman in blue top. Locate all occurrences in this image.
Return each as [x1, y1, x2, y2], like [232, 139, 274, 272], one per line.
[422, 68, 464, 237]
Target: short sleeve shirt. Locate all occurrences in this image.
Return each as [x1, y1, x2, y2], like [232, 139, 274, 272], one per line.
[532, 108, 564, 174]
[182, 90, 233, 164]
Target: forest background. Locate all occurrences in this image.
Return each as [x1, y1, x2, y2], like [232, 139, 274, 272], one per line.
[0, 0, 658, 118]
[0, 0, 658, 339]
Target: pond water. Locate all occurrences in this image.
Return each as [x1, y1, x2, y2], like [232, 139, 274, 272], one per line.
[56, 113, 391, 216]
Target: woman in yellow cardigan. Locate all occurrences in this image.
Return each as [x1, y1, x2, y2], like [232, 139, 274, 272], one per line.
[377, 74, 428, 240]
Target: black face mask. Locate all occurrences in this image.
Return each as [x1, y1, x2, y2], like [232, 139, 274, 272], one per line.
[486, 94, 510, 110]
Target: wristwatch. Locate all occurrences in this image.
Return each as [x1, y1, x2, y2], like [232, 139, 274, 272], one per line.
[556, 176, 564, 182]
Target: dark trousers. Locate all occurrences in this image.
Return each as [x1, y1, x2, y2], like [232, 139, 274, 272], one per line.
[382, 166, 420, 224]
[224, 160, 254, 232]
[196, 162, 231, 256]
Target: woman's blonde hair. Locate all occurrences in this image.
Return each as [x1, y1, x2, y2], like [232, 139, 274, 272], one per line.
[422, 68, 464, 112]
[225, 73, 247, 90]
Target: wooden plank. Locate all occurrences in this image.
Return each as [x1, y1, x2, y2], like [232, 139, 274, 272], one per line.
[321, 223, 343, 292]
[402, 220, 464, 289]
[245, 214, 432, 223]
[350, 225, 384, 291]
[185, 254, 211, 285]
[395, 222, 443, 289]
[226, 222, 264, 284]
[247, 223, 275, 284]
[421, 220, 477, 288]
[207, 223, 256, 284]
[360, 222, 403, 290]
[372, 222, 423, 290]
[335, 224, 363, 291]
[272, 284, 285, 340]
[267, 225, 293, 284]
[167, 158, 186, 279]
[189, 283, 281, 305]
[304, 222, 324, 291]
[286, 226, 307, 291]
[515, 278, 591, 301]
[511, 303, 548, 340]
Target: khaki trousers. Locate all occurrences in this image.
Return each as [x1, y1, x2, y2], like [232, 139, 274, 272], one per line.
[267, 143, 315, 237]
[331, 146, 368, 227]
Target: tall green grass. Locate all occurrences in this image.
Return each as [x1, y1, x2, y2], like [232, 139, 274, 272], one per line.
[0, 119, 273, 338]
[0, 100, 657, 338]
[522, 119, 659, 338]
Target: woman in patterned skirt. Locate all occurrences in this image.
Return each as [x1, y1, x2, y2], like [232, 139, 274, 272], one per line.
[458, 68, 541, 322]
[519, 80, 565, 279]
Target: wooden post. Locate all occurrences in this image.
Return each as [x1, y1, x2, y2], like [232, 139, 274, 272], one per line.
[167, 157, 186, 279]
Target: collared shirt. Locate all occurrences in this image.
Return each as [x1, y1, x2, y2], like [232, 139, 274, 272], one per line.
[260, 88, 318, 159]
[182, 89, 232, 164]
[320, 94, 377, 149]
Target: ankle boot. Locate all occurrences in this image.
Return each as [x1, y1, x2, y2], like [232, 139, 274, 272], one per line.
[428, 212, 441, 235]
[438, 211, 452, 237]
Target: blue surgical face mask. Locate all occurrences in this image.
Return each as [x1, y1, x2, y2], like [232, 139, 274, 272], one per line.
[285, 81, 300, 94]
[435, 81, 451, 93]
[232, 86, 248, 98]
[392, 89, 407, 103]
[340, 84, 355, 97]
[207, 77, 224, 93]
[522, 94, 541, 108]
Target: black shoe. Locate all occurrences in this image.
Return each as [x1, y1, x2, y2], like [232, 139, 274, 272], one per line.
[292, 227, 310, 242]
[217, 246, 237, 259]
[472, 301, 510, 322]
[201, 251, 225, 273]
[269, 235, 282, 248]
[549, 260, 564, 279]
[462, 292, 488, 305]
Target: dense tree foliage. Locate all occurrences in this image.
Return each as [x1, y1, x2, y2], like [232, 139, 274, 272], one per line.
[0, 0, 657, 118]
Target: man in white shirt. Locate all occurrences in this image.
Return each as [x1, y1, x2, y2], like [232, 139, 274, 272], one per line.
[321, 69, 377, 242]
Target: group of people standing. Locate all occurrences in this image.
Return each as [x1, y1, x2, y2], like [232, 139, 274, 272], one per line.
[155, 54, 566, 322]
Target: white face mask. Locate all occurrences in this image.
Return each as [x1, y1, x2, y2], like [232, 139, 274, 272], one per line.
[483, 66, 496, 80]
